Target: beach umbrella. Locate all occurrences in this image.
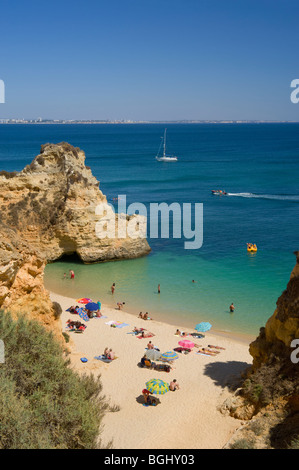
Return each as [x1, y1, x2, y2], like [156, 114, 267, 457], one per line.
[195, 322, 212, 333]
[85, 302, 99, 311]
[159, 351, 179, 362]
[76, 298, 92, 304]
[178, 339, 195, 349]
[145, 379, 169, 395]
[145, 349, 162, 361]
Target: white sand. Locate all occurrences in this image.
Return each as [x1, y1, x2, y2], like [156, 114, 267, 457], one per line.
[51, 291, 253, 449]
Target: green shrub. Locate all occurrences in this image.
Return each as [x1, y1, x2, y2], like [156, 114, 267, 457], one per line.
[229, 438, 256, 449]
[0, 310, 112, 449]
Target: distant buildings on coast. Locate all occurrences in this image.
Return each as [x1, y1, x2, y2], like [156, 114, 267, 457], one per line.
[0, 118, 298, 125]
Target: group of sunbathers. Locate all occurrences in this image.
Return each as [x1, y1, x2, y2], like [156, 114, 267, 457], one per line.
[138, 312, 152, 320]
[66, 319, 86, 332]
[140, 355, 172, 373]
[103, 347, 115, 361]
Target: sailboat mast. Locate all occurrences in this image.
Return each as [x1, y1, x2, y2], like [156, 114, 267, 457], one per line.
[163, 128, 167, 157]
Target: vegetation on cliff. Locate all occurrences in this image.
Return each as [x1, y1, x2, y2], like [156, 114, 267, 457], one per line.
[0, 310, 114, 449]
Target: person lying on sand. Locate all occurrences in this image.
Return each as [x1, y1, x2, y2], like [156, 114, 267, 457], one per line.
[132, 327, 144, 334]
[197, 348, 218, 356]
[66, 320, 86, 331]
[138, 331, 154, 339]
[69, 305, 79, 314]
[208, 344, 225, 350]
[175, 329, 192, 337]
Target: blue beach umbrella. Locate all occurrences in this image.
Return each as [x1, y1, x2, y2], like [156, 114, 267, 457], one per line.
[159, 351, 179, 362]
[195, 322, 212, 333]
[85, 302, 100, 311]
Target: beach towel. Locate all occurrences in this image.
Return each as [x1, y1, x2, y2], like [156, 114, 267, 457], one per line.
[115, 322, 129, 328]
[196, 351, 215, 357]
[78, 308, 89, 322]
[137, 333, 155, 339]
[94, 315, 107, 319]
[94, 355, 117, 363]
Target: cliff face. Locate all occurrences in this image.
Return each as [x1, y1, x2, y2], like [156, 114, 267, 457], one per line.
[249, 251, 299, 370]
[0, 142, 150, 333]
[0, 225, 61, 336]
[0, 142, 150, 263]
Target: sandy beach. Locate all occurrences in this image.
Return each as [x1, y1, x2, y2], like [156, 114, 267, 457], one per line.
[51, 291, 254, 449]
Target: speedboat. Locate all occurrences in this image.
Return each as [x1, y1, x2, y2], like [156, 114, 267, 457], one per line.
[211, 190, 227, 195]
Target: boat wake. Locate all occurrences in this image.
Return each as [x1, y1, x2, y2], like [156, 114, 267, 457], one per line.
[227, 192, 299, 202]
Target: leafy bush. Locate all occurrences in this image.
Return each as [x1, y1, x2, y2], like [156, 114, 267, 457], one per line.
[0, 310, 112, 449]
[229, 438, 256, 449]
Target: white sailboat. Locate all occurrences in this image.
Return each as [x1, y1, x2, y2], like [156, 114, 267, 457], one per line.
[155, 128, 178, 162]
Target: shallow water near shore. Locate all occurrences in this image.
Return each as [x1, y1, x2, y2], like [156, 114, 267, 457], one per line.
[1, 123, 298, 336]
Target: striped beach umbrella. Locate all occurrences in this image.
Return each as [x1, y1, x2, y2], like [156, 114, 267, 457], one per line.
[159, 351, 179, 362]
[76, 298, 92, 304]
[145, 349, 162, 361]
[195, 322, 212, 333]
[145, 379, 169, 395]
[178, 339, 194, 349]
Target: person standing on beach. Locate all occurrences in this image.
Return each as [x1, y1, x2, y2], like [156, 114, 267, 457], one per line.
[111, 283, 115, 294]
[229, 303, 235, 313]
[70, 270, 75, 279]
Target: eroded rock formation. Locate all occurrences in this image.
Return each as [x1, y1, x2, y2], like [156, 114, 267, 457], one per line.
[0, 142, 150, 263]
[0, 142, 150, 333]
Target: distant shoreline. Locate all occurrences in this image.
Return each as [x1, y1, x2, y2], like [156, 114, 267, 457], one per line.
[1, 120, 299, 125]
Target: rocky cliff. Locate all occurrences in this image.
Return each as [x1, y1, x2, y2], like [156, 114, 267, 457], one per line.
[0, 142, 150, 333]
[222, 252, 299, 448]
[0, 142, 150, 263]
[249, 251, 299, 370]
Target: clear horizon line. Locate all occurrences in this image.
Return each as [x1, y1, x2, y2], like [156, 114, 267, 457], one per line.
[1, 118, 299, 124]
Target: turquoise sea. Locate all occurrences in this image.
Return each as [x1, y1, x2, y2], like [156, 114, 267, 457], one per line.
[1, 123, 298, 336]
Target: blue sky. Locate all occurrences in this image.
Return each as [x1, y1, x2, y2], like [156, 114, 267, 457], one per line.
[1, 0, 299, 120]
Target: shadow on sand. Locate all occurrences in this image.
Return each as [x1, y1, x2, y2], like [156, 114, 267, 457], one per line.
[203, 360, 251, 390]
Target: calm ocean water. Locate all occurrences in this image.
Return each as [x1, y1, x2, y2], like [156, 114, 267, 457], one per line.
[1, 123, 298, 336]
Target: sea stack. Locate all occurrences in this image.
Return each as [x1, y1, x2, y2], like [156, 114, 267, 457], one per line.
[0, 142, 151, 263]
[0, 142, 151, 329]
